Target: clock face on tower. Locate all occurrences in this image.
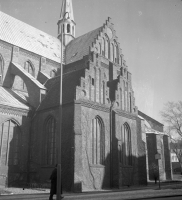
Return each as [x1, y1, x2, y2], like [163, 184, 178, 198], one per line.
[106, 27, 113, 39]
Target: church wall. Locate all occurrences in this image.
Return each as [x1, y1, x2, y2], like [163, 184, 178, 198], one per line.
[113, 112, 141, 187]
[78, 105, 110, 191]
[0, 40, 12, 84]
[0, 111, 30, 187]
[136, 117, 147, 185]
[30, 104, 75, 191]
[0, 40, 60, 89]
[163, 135, 172, 180]
[29, 108, 59, 185]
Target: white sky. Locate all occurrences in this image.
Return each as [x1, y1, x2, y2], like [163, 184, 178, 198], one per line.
[1, 0, 182, 123]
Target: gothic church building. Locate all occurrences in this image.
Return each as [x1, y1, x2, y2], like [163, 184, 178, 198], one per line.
[0, 0, 171, 191]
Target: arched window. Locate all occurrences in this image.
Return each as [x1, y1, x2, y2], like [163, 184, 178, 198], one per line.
[44, 116, 56, 165]
[99, 43, 102, 55]
[102, 38, 105, 56]
[129, 93, 132, 113]
[0, 54, 4, 84]
[23, 61, 34, 90]
[114, 40, 119, 64]
[63, 24, 65, 33]
[92, 116, 105, 165]
[103, 81, 105, 104]
[0, 120, 20, 166]
[50, 70, 56, 78]
[94, 68, 96, 102]
[89, 76, 92, 100]
[67, 24, 70, 33]
[72, 26, 74, 36]
[122, 123, 132, 165]
[112, 43, 115, 62]
[120, 88, 122, 110]
[120, 55, 122, 66]
[99, 69, 101, 103]
[105, 35, 110, 59]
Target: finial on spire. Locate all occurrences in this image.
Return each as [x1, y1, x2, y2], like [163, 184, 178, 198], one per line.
[60, 0, 74, 22]
[58, 0, 76, 46]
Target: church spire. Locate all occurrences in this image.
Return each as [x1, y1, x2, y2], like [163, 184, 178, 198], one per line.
[60, 0, 74, 22]
[57, 0, 76, 46]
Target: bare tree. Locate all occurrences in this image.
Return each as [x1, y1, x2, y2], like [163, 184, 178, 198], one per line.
[171, 139, 182, 174]
[161, 101, 182, 174]
[160, 101, 182, 138]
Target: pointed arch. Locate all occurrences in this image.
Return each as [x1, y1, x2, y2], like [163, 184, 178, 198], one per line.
[0, 54, 4, 84]
[122, 123, 132, 165]
[105, 34, 110, 59]
[102, 81, 105, 104]
[114, 40, 119, 64]
[91, 116, 105, 165]
[112, 43, 115, 62]
[102, 37, 105, 56]
[43, 116, 56, 165]
[0, 119, 21, 166]
[23, 60, 35, 90]
[67, 24, 70, 33]
[50, 69, 57, 78]
[89, 75, 92, 100]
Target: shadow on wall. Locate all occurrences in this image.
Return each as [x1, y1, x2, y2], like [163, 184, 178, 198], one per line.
[0, 116, 30, 187]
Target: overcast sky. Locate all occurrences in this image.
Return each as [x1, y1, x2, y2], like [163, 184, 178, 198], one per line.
[1, 0, 182, 123]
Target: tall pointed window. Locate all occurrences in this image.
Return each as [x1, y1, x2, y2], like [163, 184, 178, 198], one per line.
[105, 35, 110, 59]
[23, 61, 34, 90]
[112, 43, 115, 62]
[0, 120, 20, 166]
[50, 70, 56, 78]
[0, 54, 3, 85]
[114, 40, 119, 64]
[89, 76, 92, 100]
[122, 123, 132, 165]
[102, 38, 105, 56]
[44, 116, 56, 165]
[67, 24, 70, 33]
[103, 81, 105, 104]
[92, 116, 105, 165]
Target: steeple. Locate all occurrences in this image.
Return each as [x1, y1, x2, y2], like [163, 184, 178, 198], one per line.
[57, 0, 76, 46]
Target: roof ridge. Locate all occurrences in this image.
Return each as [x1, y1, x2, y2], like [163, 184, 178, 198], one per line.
[0, 11, 58, 41]
[74, 26, 102, 40]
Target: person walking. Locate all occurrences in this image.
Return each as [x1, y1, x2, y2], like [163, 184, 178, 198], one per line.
[49, 164, 63, 200]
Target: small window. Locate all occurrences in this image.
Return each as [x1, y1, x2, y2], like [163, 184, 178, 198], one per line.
[92, 78, 94, 86]
[67, 24, 70, 33]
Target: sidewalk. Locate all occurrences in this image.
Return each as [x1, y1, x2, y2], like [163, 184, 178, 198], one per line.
[1, 180, 182, 199]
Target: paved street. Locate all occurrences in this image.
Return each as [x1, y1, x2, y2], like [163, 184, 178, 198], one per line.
[1, 187, 182, 200]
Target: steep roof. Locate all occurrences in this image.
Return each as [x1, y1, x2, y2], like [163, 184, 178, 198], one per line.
[65, 27, 102, 64]
[0, 86, 30, 110]
[0, 11, 61, 63]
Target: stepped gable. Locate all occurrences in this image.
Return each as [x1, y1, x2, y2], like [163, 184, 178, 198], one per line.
[65, 27, 102, 64]
[38, 69, 85, 111]
[0, 11, 61, 62]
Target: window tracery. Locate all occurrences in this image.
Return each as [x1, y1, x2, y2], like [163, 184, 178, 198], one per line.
[44, 116, 56, 165]
[92, 116, 105, 165]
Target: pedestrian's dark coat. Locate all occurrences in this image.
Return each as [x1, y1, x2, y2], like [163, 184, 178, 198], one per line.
[50, 168, 57, 195]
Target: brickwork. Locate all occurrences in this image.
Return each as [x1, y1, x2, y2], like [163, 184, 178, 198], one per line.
[0, 111, 31, 187]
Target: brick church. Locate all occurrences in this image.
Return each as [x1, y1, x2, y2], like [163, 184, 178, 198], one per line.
[0, 0, 172, 191]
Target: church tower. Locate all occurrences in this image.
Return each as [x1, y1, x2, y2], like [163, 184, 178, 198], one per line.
[57, 0, 75, 46]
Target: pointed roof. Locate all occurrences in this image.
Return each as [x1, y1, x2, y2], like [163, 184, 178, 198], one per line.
[0, 11, 61, 63]
[65, 27, 102, 64]
[60, 0, 74, 22]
